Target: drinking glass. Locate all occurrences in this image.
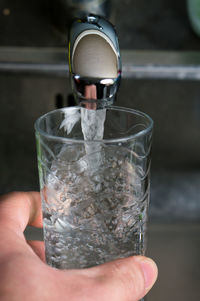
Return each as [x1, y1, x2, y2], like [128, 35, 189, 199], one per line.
[35, 106, 153, 269]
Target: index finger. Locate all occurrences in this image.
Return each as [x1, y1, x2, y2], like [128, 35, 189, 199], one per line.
[0, 191, 43, 233]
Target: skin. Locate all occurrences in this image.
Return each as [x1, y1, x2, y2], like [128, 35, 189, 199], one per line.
[0, 192, 158, 301]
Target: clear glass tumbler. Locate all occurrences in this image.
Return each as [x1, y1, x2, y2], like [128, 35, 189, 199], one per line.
[35, 106, 153, 269]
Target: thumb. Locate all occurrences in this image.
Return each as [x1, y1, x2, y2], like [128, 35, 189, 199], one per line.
[83, 256, 158, 301]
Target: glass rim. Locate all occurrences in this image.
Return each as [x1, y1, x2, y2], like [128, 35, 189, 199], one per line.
[34, 106, 153, 144]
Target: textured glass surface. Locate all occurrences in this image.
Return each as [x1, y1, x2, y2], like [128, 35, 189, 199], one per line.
[35, 106, 153, 269]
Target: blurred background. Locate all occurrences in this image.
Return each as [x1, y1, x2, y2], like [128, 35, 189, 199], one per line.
[0, 0, 200, 300]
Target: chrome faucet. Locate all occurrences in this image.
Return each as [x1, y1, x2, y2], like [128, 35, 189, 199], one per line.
[68, 14, 121, 108]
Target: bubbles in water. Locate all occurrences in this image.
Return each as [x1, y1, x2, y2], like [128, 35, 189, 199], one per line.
[42, 107, 148, 269]
[43, 144, 148, 269]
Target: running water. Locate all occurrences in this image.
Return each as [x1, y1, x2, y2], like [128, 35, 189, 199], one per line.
[42, 107, 148, 269]
[80, 107, 106, 172]
[81, 107, 106, 145]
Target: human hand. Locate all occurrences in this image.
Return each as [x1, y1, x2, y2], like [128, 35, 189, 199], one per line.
[0, 192, 158, 301]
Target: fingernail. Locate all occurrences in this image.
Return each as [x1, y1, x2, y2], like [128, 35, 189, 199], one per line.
[136, 257, 158, 289]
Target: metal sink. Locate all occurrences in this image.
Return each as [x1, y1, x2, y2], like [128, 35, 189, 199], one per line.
[1, 47, 200, 221]
[148, 223, 200, 301]
[1, 48, 200, 300]
[1, 1, 200, 300]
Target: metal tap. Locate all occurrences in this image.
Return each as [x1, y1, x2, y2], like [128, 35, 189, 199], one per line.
[68, 14, 121, 107]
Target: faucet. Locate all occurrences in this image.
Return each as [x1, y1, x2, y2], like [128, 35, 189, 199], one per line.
[68, 13, 121, 108]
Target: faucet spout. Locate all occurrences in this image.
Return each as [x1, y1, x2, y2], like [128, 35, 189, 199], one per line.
[68, 15, 121, 107]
